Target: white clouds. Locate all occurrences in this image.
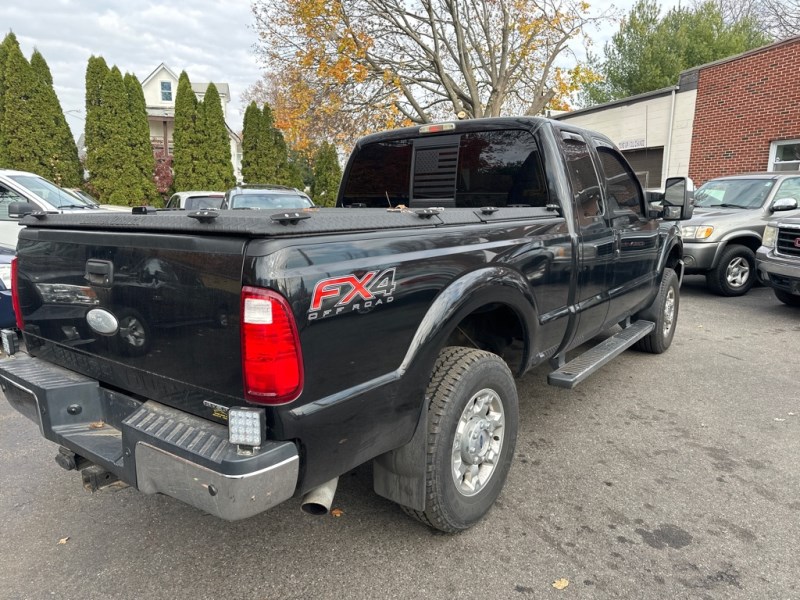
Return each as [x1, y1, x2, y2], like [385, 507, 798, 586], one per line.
[1, 0, 262, 138]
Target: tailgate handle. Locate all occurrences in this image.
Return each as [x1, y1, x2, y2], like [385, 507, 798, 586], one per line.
[85, 260, 114, 287]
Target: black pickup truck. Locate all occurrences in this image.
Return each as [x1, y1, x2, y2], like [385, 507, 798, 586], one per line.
[0, 117, 692, 532]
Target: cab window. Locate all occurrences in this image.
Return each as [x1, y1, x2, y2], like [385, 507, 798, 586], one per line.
[596, 147, 643, 217]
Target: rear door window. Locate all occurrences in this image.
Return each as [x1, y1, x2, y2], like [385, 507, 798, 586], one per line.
[559, 131, 603, 227]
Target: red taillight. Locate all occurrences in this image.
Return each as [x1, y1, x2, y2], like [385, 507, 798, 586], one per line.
[241, 286, 303, 405]
[11, 257, 23, 330]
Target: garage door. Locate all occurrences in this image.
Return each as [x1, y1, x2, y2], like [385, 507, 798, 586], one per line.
[622, 147, 663, 188]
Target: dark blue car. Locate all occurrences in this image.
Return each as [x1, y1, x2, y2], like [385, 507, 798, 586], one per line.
[0, 244, 15, 329]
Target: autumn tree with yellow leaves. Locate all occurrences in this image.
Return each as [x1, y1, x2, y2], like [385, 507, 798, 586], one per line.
[250, 0, 608, 151]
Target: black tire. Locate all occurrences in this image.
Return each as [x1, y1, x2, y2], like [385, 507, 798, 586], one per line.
[402, 347, 518, 533]
[774, 289, 800, 307]
[707, 245, 756, 296]
[115, 309, 151, 356]
[634, 268, 679, 354]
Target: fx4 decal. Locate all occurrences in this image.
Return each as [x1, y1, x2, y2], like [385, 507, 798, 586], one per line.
[308, 268, 396, 321]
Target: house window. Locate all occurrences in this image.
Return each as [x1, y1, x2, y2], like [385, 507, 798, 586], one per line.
[161, 81, 172, 102]
[769, 139, 800, 172]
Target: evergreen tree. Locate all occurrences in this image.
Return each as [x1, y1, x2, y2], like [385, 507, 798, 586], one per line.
[124, 73, 158, 203]
[253, 102, 293, 184]
[30, 49, 81, 186]
[197, 83, 234, 190]
[95, 67, 140, 205]
[29, 50, 53, 86]
[84, 56, 110, 188]
[172, 71, 200, 191]
[0, 34, 12, 166]
[284, 154, 307, 190]
[311, 142, 341, 206]
[240, 101, 260, 182]
[1, 34, 53, 176]
[254, 103, 274, 181]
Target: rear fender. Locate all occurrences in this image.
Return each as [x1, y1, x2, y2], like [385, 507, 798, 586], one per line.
[373, 266, 536, 511]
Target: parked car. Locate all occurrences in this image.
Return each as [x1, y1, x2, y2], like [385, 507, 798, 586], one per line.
[757, 216, 800, 306]
[0, 243, 15, 329]
[165, 191, 224, 210]
[681, 173, 800, 296]
[222, 184, 313, 210]
[0, 169, 97, 246]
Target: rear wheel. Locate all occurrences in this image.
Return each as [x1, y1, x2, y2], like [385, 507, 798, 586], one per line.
[634, 268, 679, 354]
[774, 289, 800, 307]
[402, 347, 518, 533]
[707, 245, 756, 296]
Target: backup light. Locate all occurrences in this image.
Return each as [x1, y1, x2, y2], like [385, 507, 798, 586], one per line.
[228, 407, 266, 449]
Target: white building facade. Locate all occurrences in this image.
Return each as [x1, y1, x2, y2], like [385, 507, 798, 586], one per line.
[141, 63, 242, 182]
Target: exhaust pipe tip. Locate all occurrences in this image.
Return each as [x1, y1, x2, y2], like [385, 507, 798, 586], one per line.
[301, 502, 330, 516]
[301, 477, 338, 516]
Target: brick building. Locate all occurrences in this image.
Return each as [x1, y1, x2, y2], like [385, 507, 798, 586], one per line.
[555, 35, 800, 187]
[689, 37, 800, 184]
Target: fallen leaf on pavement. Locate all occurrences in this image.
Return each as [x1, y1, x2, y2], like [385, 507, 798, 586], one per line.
[330, 508, 344, 517]
[552, 578, 569, 590]
[57, 537, 69, 545]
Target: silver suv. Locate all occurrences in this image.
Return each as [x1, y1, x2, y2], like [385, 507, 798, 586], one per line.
[681, 173, 800, 296]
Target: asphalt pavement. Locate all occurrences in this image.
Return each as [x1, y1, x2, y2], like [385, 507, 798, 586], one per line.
[1, 277, 798, 600]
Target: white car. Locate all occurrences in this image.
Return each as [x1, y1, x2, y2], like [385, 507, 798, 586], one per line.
[0, 169, 100, 247]
[165, 191, 224, 210]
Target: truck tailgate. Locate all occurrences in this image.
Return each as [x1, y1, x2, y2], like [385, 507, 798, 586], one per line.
[14, 228, 246, 420]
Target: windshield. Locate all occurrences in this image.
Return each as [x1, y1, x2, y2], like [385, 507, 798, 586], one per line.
[62, 188, 99, 208]
[8, 175, 87, 209]
[694, 179, 775, 209]
[230, 193, 313, 209]
[70, 189, 99, 206]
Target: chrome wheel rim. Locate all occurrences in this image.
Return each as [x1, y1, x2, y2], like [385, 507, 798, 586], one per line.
[119, 317, 146, 347]
[451, 388, 505, 497]
[663, 287, 676, 336]
[726, 257, 750, 288]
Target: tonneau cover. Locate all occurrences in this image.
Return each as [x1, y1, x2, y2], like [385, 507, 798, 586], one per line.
[19, 206, 551, 237]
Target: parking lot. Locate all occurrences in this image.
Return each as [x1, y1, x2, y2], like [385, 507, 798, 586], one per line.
[1, 277, 798, 600]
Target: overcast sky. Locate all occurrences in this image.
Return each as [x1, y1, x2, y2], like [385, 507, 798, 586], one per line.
[1, 0, 679, 141]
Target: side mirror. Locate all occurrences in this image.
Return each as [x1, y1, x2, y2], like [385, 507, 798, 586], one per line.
[771, 198, 798, 212]
[661, 177, 694, 221]
[8, 202, 35, 219]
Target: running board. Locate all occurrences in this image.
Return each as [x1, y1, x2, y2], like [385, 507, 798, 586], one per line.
[547, 320, 655, 389]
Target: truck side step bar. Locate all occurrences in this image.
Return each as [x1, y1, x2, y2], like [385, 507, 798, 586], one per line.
[547, 320, 655, 389]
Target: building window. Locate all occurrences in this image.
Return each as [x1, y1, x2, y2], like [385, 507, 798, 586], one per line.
[161, 81, 172, 102]
[769, 139, 800, 172]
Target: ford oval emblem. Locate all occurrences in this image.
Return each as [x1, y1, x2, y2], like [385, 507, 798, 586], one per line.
[86, 308, 119, 336]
